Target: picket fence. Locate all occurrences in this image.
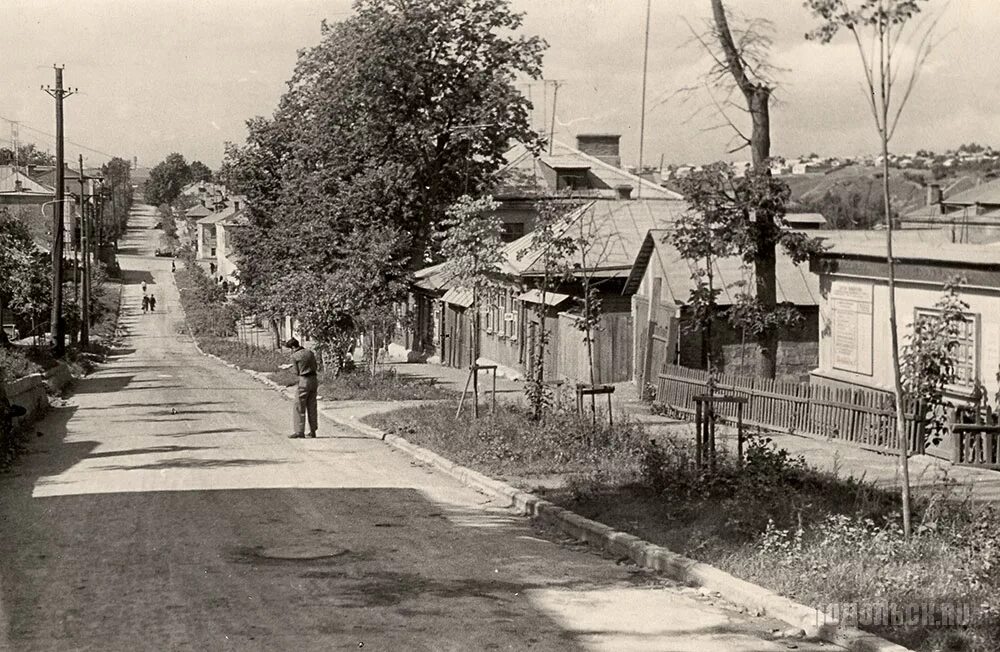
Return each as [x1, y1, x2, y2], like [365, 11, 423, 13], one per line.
[656, 364, 924, 455]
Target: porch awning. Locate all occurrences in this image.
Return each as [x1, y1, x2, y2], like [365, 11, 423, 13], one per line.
[441, 287, 474, 308]
[517, 289, 572, 306]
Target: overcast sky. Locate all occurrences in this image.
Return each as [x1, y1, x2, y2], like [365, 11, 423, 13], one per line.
[0, 0, 987, 170]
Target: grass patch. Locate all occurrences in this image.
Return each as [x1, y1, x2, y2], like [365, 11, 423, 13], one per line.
[200, 338, 287, 373]
[199, 337, 453, 401]
[273, 366, 454, 401]
[363, 402, 1000, 652]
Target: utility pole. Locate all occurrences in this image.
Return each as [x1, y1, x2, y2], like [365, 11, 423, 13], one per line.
[636, 0, 652, 199]
[547, 81, 562, 155]
[42, 65, 77, 357]
[79, 155, 90, 348]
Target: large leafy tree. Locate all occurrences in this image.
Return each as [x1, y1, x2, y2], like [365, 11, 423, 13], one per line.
[224, 0, 546, 348]
[144, 153, 193, 206]
[189, 160, 213, 183]
[0, 143, 55, 166]
[672, 164, 823, 373]
[0, 209, 49, 347]
[100, 157, 134, 244]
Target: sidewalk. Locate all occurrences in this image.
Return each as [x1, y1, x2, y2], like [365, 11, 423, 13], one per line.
[383, 361, 1000, 502]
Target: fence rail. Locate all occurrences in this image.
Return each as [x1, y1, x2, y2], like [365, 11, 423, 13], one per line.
[952, 425, 1000, 468]
[656, 364, 924, 455]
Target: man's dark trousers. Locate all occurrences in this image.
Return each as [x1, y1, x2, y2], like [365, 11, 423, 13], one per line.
[294, 374, 318, 436]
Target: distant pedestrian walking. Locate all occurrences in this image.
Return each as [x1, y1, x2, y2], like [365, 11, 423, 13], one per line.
[171, 260, 176, 273]
[141, 295, 149, 314]
[286, 338, 318, 439]
[141, 281, 147, 293]
[148, 294, 157, 312]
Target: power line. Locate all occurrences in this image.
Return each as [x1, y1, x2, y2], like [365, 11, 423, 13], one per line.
[0, 113, 119, 161]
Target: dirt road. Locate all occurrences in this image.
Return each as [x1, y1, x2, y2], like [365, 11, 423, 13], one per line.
[0, 204, 835, 651]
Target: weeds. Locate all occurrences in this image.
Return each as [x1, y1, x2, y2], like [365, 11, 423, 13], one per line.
[363, 403, 1000, 651]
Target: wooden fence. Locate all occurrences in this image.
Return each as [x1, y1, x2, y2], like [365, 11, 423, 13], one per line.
[556, 311, 633, 385]
[656, 364, 924, 455]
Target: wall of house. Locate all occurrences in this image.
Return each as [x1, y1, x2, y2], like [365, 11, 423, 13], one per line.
[215, 225, 240, 281]
[812, 275, 1000, 402]
[197, 223, 217, 260]
[677, 306, 820, 382]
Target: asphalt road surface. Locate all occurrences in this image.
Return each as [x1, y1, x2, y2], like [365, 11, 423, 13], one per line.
[0, 204, 838, 651]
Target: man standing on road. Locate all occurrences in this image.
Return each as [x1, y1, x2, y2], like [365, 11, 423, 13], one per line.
[286, 338, 318, 439]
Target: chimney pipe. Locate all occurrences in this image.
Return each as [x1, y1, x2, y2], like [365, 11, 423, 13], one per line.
[576, 134, 622, 168]
[926, 183, 942, 206]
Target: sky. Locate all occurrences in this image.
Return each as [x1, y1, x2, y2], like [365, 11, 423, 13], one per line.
[0, 0, 991, 171]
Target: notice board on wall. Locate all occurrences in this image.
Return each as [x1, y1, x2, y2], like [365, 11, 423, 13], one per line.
[831, 281, 873, 376]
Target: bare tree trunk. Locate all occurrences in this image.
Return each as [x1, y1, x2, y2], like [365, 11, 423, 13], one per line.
[711, 0, 778, 379]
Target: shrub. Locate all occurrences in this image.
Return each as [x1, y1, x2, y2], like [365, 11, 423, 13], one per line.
[174, 261, 236, 337]
[0, 347, 42, 380]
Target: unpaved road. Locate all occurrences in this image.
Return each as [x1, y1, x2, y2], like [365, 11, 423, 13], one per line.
[0, 204, 837, 651]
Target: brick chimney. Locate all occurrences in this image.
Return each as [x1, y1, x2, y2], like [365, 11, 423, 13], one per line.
[576, 134, 621, 168]
[926, 183, 942, 206]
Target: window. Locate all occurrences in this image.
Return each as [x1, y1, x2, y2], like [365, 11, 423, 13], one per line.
[556, 171, 588, 190]
[913, 308, 980, 390]
[500, 222, 525, 242]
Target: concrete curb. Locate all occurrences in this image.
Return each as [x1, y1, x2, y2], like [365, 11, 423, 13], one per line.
[191, 340, 910, 652]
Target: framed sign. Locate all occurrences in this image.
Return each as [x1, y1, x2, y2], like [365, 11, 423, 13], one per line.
[830, 281, 873, 376]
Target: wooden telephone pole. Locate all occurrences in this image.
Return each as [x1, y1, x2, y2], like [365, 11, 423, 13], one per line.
[42, 66, 76, 356]
[78, 155, 91, 347]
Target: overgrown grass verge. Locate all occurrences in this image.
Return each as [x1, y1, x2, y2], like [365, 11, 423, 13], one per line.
[173, 261, 236, 338]
[273, 365, 453, 401]
[198, 337, 453, 401]
[364, 402, 1000, 652]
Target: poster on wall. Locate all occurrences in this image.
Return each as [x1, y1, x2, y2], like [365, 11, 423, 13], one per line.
[831, 281, 873, 376]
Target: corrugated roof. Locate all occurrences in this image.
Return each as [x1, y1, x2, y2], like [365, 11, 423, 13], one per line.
[501, 198, 689, 277]
[942, 177, 1000, 207]
[441, 287, 474, 308]
[624, 231, 821, 307]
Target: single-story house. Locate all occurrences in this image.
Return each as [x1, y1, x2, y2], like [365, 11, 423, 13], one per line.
[624, 230, 823, 384]
[405, 198, 688, 384]
[809, 241, 1000, 404]
[901, 181, 1000, 244]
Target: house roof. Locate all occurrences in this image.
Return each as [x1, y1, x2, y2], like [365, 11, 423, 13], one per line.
[196, 197, 246, 225]
[0, 166, 55, 195]
[497, 140, 682, 200]
[942, 177, 1000, 207]
[413, 261, 453, 292]
[812, 241, 1000, 268]
[185, 204, 213, 218]
[785, 212, 827, 227]
[517, 289, 571, 306]
[441, 287, 474, 308]
[501, 199, 689, 278]
[623, 230, 821, 307]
